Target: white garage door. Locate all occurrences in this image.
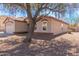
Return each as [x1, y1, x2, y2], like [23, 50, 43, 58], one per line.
[6, 22, 14, 34]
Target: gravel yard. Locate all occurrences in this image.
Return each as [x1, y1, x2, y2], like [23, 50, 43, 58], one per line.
[0, 32, 79, 56]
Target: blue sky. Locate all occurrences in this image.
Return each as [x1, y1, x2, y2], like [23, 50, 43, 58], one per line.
[0, 4, 27, 17]
[0, 4, 79, 24]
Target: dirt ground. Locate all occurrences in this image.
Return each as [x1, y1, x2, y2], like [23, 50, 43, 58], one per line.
[0, 32, 79, 56]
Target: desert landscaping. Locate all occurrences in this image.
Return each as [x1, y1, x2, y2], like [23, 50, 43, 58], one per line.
[0, 3, 79, 56]
[0, 32, 79, 56]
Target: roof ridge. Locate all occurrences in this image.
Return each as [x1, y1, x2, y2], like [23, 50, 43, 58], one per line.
[42, 16, 69, 25]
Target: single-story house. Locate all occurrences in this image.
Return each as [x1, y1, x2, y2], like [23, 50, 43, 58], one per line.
[3, 17, 27, 34]
[3, 16, 69, 35]
[34, 16, 69, 35]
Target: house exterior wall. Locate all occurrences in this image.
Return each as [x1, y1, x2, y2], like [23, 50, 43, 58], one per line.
[51, 19, 68, 35]
[34, 19, 51, 33]
[51, 19, 62, 35]
[34, 17, 69, 35]
[15, 21, 27, 33]
[4, 16, 69, 35]
[63, 23, 69, 32]
[5, 20, 15, 34]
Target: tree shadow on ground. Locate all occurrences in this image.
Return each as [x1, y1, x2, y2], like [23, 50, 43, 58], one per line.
[0, 37, 78, 56]
[32, 32, 67, 40]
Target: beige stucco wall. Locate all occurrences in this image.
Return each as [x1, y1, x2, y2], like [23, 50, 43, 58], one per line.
[35, 17, 69, 35]
[51, 19, 68, 35]
[15, 21, 27, 33]
[34, 19, 51, 33]
[4, 19, 15, 34]
[5, 21, 15, 34]
[4, 16, 69, 35]
[63, 23, 69, 32]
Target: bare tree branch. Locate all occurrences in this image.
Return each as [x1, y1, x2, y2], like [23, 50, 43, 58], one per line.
[34, 3, 64, 20]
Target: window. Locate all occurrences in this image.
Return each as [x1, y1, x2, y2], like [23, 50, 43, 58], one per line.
[42, 21, 48, 31]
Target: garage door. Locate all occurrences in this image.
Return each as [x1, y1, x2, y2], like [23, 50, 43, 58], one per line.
[6, 22, 14, 34]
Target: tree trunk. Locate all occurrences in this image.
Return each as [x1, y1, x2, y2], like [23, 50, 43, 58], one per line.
[23, 20, 36, 43]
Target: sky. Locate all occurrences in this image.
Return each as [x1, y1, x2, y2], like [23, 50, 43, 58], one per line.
[0, 4, 79, 24]
[0, 4, 27, 17]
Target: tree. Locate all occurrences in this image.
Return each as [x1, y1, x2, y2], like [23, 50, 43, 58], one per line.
[66, 3, 78, 24]
[3, 3, 67, 43]
[22, 3, 67, 43]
